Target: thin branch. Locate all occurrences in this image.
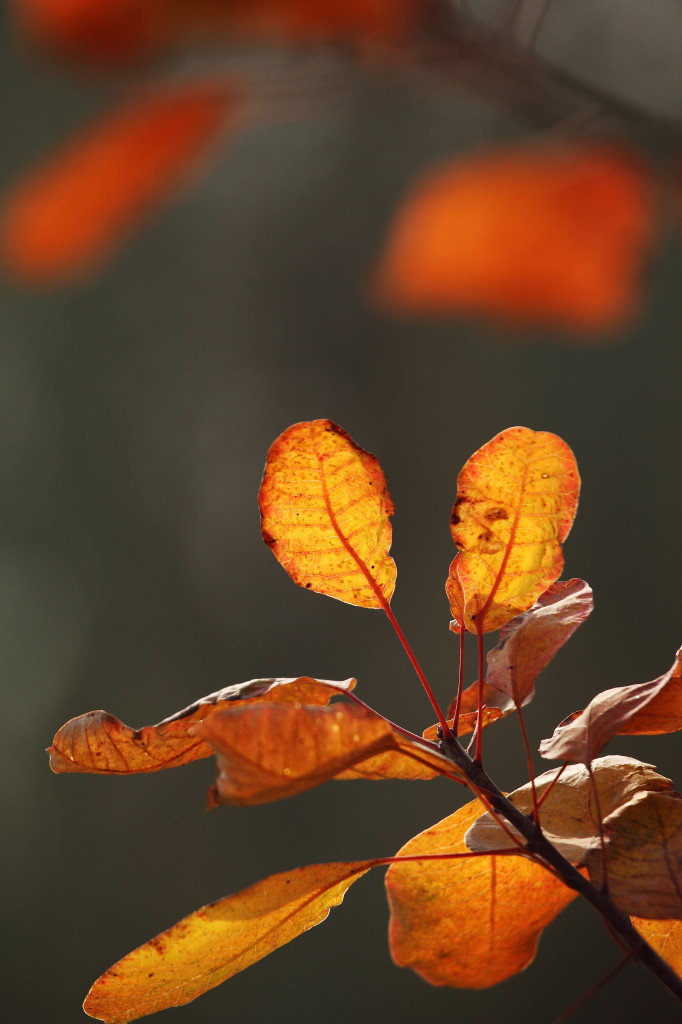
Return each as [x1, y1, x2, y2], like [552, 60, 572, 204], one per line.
[551, 955, 632, 1024]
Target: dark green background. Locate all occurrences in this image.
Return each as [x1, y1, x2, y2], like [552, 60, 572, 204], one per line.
[2, 3, 682, 1022]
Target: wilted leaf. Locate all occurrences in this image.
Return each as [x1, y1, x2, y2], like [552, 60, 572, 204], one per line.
[197, 701, 464, 804]
[84, 860, 374, 1023]
[259, 419, 396, 608]
[1, 79, 233, 281]
[631, 918, 682, 977]
[385, 798, 577, 988]
[465, 756, 672, 862]
[375, 143, 652, 331]
[539, 648, 682, 763]
[49, 676, 354, 774]
[584, 791, 682, 919]
[445, 427, 580, 634]
[486, 579, 593, 705]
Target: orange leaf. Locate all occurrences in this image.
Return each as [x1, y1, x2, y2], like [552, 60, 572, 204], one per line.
[486, 579, 593, 705]
[422, 706, 505, 742]
[259, 420, 396, 608]
[385, 798, 577, 988]
[375, 143, 653, 330]
[539, 648, 682, 764]
[48, 676, 354, 774]
[445, 427, 580, 634]
[1, 79, 233, 282]
[196, 701, 464, 804]
[631, 918, 682, 978]
[584, 791, 682, 919]
[84, 860, 374, 1023]
[465, 756, 672, 863]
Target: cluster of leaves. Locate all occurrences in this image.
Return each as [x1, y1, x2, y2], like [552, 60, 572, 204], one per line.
[50, 421, 682, 1022]
[4, 0, 680, 332]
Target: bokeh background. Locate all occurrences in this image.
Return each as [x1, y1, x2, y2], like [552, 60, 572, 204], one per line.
[2, 2, 682, 1022]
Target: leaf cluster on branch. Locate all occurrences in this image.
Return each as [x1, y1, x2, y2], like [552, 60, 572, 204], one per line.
[50, 420, 682, 1022]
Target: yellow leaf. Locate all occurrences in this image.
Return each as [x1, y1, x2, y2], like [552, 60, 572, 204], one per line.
[445, 426, 580, 633]
[259, 419, 396, 608]
[84, 861, 373, 1023]
[385, 798, 577, 988]
[631, 918, 682, 978]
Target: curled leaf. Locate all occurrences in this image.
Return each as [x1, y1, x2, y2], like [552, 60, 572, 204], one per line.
[259, 420, 396, 608]
[486, 579, 593, 706]
[197, 701, 464, 804]
[385, 798, 577, 988]
[539, 648, 682, 764]
[48, 676, 354, 774]
[1, 78, 233, 282]
[84, 860, 374, 1023]
[465, 756, 672, 862]
[584, 791, 682, 919]
[375, 143, 652, 331]
[422, 706, 505, 742]
[445, 427, 580, 634]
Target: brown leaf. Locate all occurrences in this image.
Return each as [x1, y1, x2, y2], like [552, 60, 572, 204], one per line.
[465, 756, 672, 862]
[486, 579, 593, 706]
[385, 798, 577, 988]
[84, 860, 374, 1023]
[337, 730, 465, 782]
[631, 918, 682, 977]
[584, 791, 682, 919]
[48, 676, 355, 774]
[540, 648, 682, 763]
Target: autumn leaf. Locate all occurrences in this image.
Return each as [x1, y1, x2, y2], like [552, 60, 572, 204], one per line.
[445, 427, 580, 634]
[584, 791, 682, 919]
[486, 579, 593, 705]
[84, 860, 374, 1023]
[464, 756, 673, 862]
[259, 419, 396, 608]
[48, 676, 354, 774]
[385, 798, 577, 988]
[197, 700, 464, 804]
[375, 143, 653, 331]
[631, 918, 682, 978]
[539, 648, 682, 764]
[421, 706, 505, 742]
[1, 78, 234, 282]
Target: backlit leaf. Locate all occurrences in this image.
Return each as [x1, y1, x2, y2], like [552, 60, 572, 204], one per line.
[486, 579, 593, 705]
[465, 756, 672, 862]
[48, 676, 354, 774]
[422, 706, 505, 742]
[375, 143, 652, 331]
[539, 648, 682, 764]
[197, 701, 464, 804]
[385, 798, 577, 988]
[84, 860, 373, 1023]
[445, 427, 580, 634]
[1, 79, 233, 281]
[631, 918, 682, 977]
[584, 791, 682, 919]
[259, 419, 396, 608]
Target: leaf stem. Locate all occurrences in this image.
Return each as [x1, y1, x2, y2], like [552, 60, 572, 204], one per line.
[474, 622, 485, 764]
[450, 623, 466, 736]
[515, 701, 540, 825]
[382, 602, 453, 740]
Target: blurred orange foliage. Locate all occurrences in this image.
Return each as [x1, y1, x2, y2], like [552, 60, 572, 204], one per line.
[376, 145, 654, 330]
